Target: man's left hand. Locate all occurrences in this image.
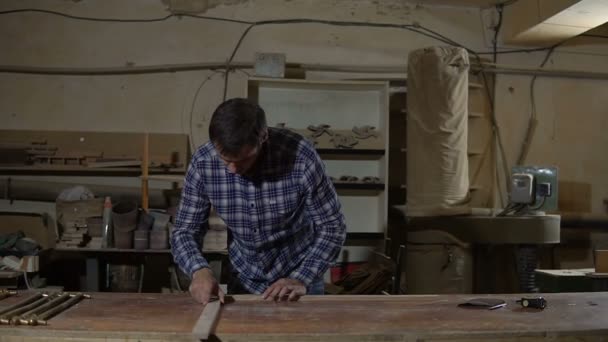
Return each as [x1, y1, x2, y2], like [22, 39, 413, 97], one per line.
[262, 278, 307, 301]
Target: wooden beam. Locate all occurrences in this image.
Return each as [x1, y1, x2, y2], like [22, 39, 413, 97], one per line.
[192, 300, 221, 340]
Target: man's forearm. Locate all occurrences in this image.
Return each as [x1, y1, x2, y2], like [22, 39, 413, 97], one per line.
[171, 224, 210, 277]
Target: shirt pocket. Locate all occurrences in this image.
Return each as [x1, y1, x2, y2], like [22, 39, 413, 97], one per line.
[265, 194, 303, 227]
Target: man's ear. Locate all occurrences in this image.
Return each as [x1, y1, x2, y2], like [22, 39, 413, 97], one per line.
[260, 129, 269, 144]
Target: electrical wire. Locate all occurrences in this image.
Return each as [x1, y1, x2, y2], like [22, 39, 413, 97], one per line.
[0, 8, 558, 57]
[223, 24, 254, 101]
[516, 44, 559, 165]
[189, 71, 222, 150]
[529, 196, 547, 211]
[492, 4, 504, 64]
[235, 68, 252, 77]
[0, 8, 252, 24]
[0, 6, 571, 207]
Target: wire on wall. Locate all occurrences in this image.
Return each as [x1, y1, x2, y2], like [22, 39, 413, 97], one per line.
[189, 70, 223, 150]
[0, 6, 575, 200]
[517, 44, 559, 166]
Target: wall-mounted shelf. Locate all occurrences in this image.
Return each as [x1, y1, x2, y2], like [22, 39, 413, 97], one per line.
[0, 166, 183, 177]
[318, 148, 385, 159]
[333, 182, 384, 191]
[247, 77, 389, 235]
[53, 247, 228, 255]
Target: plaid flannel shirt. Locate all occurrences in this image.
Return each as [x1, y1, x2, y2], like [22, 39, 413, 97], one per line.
[171, 128, 346, 294]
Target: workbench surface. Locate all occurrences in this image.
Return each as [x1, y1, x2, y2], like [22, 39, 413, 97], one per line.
[1, 291, 607, 341]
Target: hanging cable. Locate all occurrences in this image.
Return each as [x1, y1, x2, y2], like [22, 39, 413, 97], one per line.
[516, 44, 559, 165]
[492, 4, 504, 64]
[189, 70, 223, 150]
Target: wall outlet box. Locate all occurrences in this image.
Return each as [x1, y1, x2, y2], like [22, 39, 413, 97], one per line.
[254, 53, 286, 78]
[511, 173, 534, 204]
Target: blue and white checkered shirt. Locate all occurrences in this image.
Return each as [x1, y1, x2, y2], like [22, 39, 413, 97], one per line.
[171, 128, 346, 294]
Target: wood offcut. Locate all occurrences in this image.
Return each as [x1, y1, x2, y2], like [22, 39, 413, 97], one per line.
[191, 300, 221, 340]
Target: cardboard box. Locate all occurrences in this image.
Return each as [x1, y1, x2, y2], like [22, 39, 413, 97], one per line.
[595, 250, 608, 273]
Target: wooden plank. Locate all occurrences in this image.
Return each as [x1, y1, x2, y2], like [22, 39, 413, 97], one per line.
[86, 160, 141, 168]
[142, 133, 149, 211]
[192, 300, 221, 340]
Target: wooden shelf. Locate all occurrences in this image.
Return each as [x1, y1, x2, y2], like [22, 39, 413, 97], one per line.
[318, 148, 385, 159]
[0, 270, 21, 279]
[346, 232, 385, 240]
[53, 247, 228, 255]
[142, 174, 185, 182]
[334, 182, 384, 191]
[0, 166, 184, 176]
[399, 185, 481, 192]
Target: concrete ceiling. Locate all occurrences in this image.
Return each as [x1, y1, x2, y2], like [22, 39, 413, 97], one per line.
[414, 0, 514, 8]
[502, 0, 608, 45]
[416, 0, 608, 44]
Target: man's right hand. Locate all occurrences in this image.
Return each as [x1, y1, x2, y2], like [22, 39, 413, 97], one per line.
[189, 268, 225, 305]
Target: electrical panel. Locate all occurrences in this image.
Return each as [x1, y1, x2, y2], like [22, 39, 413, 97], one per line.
[511, 166, 558, 212]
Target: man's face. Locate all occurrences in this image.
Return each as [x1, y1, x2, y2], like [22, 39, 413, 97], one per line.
[218, 144, 261, 175]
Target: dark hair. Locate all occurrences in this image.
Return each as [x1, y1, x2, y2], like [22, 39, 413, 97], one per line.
[208, 98, 267, 157]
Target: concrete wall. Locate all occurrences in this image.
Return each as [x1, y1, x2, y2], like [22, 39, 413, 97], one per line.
[1, 0, 607, 214]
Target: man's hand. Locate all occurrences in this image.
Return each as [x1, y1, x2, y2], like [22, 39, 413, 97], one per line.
[189, 268, 225, 305]
[262, 278, 306, 301]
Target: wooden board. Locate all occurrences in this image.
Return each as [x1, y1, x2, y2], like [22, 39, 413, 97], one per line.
[192, 300, 221, 340]
[2, 292, 608, 341]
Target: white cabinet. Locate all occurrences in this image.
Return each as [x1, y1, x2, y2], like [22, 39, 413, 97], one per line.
[247, 77, 389, 235]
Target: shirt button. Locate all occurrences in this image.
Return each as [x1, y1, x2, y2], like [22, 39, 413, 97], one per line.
[250, 203, 255, 208]
[253, 229, 258, 233]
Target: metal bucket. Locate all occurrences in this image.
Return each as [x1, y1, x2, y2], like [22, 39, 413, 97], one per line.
[112, 201, 138, 232]
[114, 230, 133, 249]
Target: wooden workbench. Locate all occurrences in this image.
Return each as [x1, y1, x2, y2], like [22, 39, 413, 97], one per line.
[1, 292, 608, 341]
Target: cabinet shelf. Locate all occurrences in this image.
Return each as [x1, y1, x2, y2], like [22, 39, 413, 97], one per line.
[400, 184, 481, 192]
[333, 182, 384, 191]
[247, 77, 388, 236]
[0, 166, 183, 177]
[54, 247, 228, 255]
[318, 148, 385, 159]
[346, 232, 385, 240]
[334, 182, 385, 196]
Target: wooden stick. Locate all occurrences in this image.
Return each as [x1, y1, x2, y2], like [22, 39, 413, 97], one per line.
[191, 300, 221, 340]
[141, 133, 149, 212]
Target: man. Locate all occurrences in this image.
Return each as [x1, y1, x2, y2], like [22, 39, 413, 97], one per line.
[171, 98, 346, 304]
